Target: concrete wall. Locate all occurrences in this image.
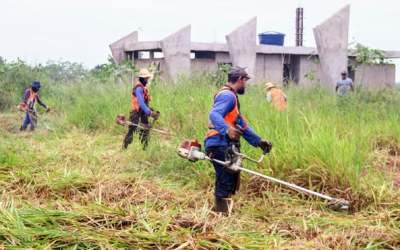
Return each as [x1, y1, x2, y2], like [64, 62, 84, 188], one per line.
[134, 59, 166, 78]
[215, 52, 231, 64]
[354, 64, 396, 89]
[191, 59, 218, 73]
[297, 56, 322, 87]
[255, 54, 283, 83]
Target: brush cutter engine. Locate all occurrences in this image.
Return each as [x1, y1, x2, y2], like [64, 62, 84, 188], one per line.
[177, 140, 242, 171]
[177, 139, 206, 162]
[116, 114, 127, 125]
[17, 102, 28, 112]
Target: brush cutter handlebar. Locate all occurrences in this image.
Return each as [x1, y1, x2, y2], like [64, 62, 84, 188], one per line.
[231, 145, 265, 164]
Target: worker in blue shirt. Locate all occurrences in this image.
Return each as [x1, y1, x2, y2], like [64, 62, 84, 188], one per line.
[123, 68, 160, 150]
[19, 81, 50, 131]
[205, 66, 273, 215]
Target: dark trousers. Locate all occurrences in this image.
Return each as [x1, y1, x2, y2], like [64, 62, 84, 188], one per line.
[206, 146, 241, 199]
[123, 110, 150, 149]
[21, 110, 37, 131]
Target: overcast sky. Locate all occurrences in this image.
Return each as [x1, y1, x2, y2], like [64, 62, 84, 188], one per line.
[1, 0, 399, 80]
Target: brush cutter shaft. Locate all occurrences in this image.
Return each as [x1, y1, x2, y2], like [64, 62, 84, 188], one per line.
[207, 153, 335, 201]
[177, 144, 349, 210]
[232, 146, 335, 201]
[125, 121, 169, 135]
[237, 166, 335, 202]
[209, 157, 349, 208]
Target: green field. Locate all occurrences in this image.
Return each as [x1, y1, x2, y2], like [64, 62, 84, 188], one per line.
[0, 61, 399, 249]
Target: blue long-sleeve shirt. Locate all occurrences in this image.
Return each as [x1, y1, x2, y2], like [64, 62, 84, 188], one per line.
[205, 90, 261, 149]
[134, 87, 152, 116]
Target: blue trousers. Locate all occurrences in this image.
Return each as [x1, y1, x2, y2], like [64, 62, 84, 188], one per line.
[21, 111, 37, 130]
[206, 146, 240, 199]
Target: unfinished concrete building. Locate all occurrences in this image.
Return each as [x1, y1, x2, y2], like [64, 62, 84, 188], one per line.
[110, 6, 400, 89]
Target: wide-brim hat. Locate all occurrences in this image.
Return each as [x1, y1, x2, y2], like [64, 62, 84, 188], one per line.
[137, 68, 152, 78]
[265, 82, 275, 90]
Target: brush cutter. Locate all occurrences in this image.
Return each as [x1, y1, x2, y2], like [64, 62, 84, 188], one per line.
[177, 139, 350, 211]
[116, 114, 170, 135]
[16, 105, 53, 131]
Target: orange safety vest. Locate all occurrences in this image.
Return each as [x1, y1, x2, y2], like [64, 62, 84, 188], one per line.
[267, 88, 287, 112]
[131, 83, 151, 112]
[27, 88, 38, 109]
[205, 86, 245, 139]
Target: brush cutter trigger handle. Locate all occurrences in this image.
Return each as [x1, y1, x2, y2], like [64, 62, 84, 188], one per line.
[150, 110, 160, 120]
[258, 139, 273, 154]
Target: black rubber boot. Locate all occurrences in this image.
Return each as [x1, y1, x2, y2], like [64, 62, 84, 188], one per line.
[214, 197, 229, 215]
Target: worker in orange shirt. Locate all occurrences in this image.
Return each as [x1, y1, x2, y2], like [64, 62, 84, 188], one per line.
[265, 82, 287, 112]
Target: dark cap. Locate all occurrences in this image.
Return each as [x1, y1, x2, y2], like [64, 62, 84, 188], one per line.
[31, 81, 41, 89]
[228, 66, 251, 79]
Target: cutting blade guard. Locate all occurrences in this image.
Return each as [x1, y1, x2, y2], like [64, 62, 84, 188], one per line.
[327, 198, 350, 211]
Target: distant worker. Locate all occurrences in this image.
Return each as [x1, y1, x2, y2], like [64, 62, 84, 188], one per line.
[265, 82, 287, 112]
[205, 66, 273, 215]
[123, 68, 160, 150]
[335, 71, 354, 96]
[19, 81, 50, 131]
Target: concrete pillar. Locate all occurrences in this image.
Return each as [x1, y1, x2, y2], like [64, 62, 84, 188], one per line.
[109, 31, 138, 64]
[161, 25, 191, 81]
[313, 5, 350, 91]
[226, 17, 257, 81]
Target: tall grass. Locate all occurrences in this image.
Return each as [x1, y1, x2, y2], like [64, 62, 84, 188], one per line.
[30, 77, 399, 198]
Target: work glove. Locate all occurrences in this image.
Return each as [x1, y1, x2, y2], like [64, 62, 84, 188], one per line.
[258, 139, 273, 154]
[150, 111, 160, 120]
[227, 126, 243, 141]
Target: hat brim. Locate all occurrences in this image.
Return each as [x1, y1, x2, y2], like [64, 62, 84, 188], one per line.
[138, 74, 152, 78]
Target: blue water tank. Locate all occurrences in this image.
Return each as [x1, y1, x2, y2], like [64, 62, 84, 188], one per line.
[258, 31, 285, 46]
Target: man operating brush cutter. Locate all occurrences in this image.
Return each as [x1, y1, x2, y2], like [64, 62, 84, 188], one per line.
[18, 81, 50, 131]
[203, 66, 273, 215]
[177, 67, 350, 215]
[122, 68, 160, 150]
